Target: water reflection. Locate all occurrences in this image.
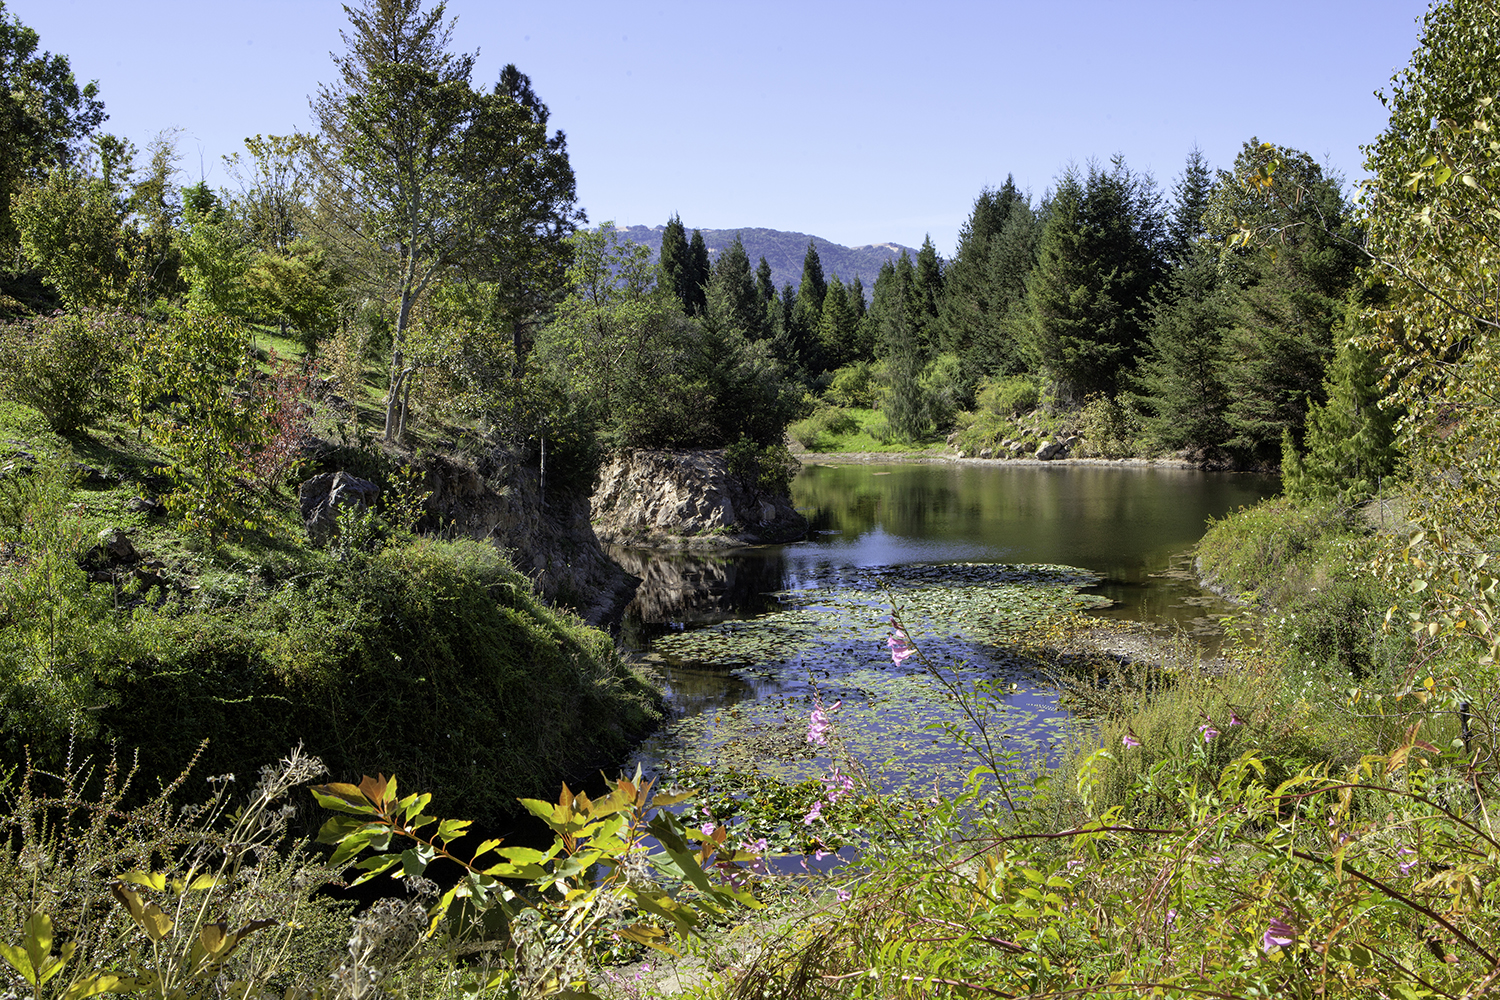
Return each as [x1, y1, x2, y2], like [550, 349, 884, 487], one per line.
[619, 463, 1280, 778]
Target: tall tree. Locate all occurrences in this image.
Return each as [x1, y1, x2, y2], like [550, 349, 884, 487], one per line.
[1205, 140, 1362, 462]
[913, 235, 944, 350]
[790, 240, 828, 368]
[0, 2, 106, 253]
[1166, 146, 1214, 266]
[1024, 158, 1167, 403]
[312, 0, 575, 440]
[817, 274, 858, 372]
[658, 213, 692, 313]
[686, 229, 710, 317]
[704, 235, 760, 340]
[1130, 252, 1234, 454]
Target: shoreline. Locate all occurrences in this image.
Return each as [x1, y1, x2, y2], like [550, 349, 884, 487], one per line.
[792, 448, 1221, 471]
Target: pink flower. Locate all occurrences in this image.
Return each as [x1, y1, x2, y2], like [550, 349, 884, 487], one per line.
[1228, 708, 1244, 726]
[821, 767, 855, 804]
[888, 631, 917, 665]
[1261, 914, 1296, 953]
[1398, 845, 1416, 875]
[836, 887, 852, 902]
[1199, 718, 1219, 742]
[1122, 732, 1142, 748]
[700, 821, 716, 837]
[807, 706, 831, 746]
[804, 800, 824, 825]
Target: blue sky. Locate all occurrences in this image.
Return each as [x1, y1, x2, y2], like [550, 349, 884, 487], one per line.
[12, 0, 1432, 256]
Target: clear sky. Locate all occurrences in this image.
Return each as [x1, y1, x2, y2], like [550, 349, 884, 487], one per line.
[11, 0, 1432, 256]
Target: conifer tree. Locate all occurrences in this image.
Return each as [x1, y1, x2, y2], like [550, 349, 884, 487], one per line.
[817, 274, 858, 372]
[686, 228, 710, 316]
[659, 213, 692, 313]
[1166, 146, 1214, 266]
[703, 235, 759, 340]
[1283, 336, 1400, 500]
[1024, 158, 1166, 403]
[1131, 252, 1234, 454]
[913, 235, 944, 350]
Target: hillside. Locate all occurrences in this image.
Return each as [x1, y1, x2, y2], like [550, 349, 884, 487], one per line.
[613, 224, 917, 297]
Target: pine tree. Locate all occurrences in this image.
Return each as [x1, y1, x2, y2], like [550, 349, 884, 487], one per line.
[1284, 335, 1400, 500]
[704, 235, 760, 340]
[937, 178, 1028, 378]
[1166, 146, 1214, 266]
[754, 255, 775, 339]
[686, 228, 710, 316]
[1131, 252, 1234, 454]
[913, 235, 944, 350]
[659, 213, 692, 313]
[1024, 158, 1167, 403]
[818, 274, 858, 372]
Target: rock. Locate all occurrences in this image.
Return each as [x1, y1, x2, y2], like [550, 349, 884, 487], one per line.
[979, 448, 994, 460]
[80, 528, 140, 582]
[297, 471, 380, 545]
[591, 448, 807, 548]
[125, 496, 165, 515]
[1035, 437, 1080, 461]
[1034, 439, 1065, 460]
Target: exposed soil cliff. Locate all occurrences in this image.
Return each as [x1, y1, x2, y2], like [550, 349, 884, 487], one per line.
[408, 447, 634, 624]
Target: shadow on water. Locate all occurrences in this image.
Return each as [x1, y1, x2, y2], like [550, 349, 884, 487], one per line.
[617, 463, 1279, 792]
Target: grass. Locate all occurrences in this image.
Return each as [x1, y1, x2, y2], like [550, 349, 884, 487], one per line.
[789, 406, 946, 454]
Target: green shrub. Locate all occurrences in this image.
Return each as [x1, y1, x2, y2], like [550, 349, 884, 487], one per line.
[789, 405, 859, 451]
[0, 310, 130, 434]
[976, 375, 1039, 418]
[94, 538, 662, 826]
[825, 361, 879, 409]
[1076, 393, 1138, 458]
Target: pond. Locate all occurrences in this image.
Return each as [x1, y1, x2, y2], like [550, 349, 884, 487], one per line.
[614, 462, 1279, 832]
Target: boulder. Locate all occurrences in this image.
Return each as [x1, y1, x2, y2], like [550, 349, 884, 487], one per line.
[591, 449, 807, 548]
[297, 471, 380, 545]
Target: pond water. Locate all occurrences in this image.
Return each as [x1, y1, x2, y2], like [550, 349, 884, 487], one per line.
[614, 462, 1279, 809]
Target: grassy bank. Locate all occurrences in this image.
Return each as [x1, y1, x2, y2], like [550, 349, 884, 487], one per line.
[0, 396, 661, 828]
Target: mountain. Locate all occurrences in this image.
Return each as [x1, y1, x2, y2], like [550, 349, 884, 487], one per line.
[612, 225, 917, 298]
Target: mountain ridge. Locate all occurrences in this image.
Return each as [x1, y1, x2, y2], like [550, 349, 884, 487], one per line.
[610, 224, 918, 297]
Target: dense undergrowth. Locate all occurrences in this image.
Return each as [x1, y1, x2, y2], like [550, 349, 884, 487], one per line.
[0, 370, 661, 828]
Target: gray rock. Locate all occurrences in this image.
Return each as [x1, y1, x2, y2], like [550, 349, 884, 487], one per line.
[1034, 439, 1065, 460]
[979, 448, 994, 460]
[590, 448, 807, 547]
[298, 471, 380, 545]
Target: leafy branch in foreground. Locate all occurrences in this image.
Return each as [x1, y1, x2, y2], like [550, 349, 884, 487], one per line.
[311, 769, 762, 997]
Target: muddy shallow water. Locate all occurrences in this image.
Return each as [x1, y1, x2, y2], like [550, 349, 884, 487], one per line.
[614, 463, 1280, 794]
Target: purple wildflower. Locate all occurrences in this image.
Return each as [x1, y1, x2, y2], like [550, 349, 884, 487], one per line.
[821, 767, 855, 804]
[700, 821, 716, 837]
[1398, 845, 1416, 875]
[1122, 732, 1142, 748]
[804, 800, 824, 825]
[836, 887, 852, 902]
[1199, 718, 1220, 742]
[1228, 708, 1244, 727]
[1261, 914, 1296, 953]
[807, 706, 831, 746]
[888, 631, 917, 665]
